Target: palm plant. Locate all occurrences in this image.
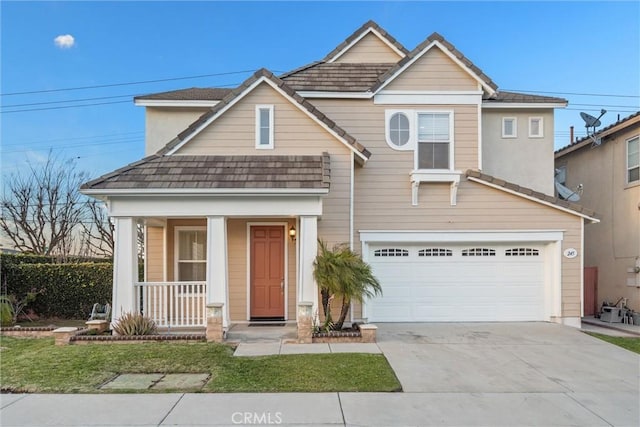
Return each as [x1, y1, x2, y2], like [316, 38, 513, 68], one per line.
[313, 240, 382, 330]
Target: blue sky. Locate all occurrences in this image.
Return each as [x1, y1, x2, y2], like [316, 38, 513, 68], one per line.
[2, 1, 639, 179]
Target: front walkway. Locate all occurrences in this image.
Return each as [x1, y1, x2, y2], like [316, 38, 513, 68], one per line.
[227, 324, 381, 356]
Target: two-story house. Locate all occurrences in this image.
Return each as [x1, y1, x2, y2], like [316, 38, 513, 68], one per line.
[555, 112, 640, 314]
[82, 21, 597, 334]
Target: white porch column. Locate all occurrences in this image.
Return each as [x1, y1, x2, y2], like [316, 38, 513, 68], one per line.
[112, 217, 138, 325]
[298, 216, 319, 317]
[206, 216, 229, 328]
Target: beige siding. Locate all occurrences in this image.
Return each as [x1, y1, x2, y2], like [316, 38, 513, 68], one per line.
[176, 82, 352, 247]
[145, 226, 164, 282]
[482, 109, 555, 195]
[145, 107, 210, 155]
[386, 47, 478, 91]
[333, 32, 403, 63]
[557, 125, 640, 311]
[226, 219, 297, 321]
[313, 97, 583, 319]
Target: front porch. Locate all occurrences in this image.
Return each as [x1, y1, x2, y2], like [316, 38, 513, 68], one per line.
[113, 215, 321, 337]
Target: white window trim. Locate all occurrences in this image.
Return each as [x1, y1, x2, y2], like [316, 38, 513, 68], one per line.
[414, 110, 455, 172]
[255, 105, 274, 149]
[174, 226, 207, 282]
[528, 116, 544, 138]
[384, 109, 414, 151]
[502, 117, 517, 138]
[627, 135, 640, 184]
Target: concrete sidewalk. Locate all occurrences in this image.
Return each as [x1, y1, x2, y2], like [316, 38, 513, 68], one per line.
[233, 342, 381, 356]
[1, 391, 626, 426]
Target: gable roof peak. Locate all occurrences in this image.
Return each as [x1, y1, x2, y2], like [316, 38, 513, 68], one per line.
[323, 20, 409, 63]
[156, 67, 370, 161]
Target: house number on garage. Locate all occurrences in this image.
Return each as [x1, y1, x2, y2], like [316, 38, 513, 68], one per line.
[563, 248, 578, 259]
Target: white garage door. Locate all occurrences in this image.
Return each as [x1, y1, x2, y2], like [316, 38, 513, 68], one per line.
[366, 243, 546, 322]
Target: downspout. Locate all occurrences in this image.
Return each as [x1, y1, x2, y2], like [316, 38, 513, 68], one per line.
[350, 151, 355, 324]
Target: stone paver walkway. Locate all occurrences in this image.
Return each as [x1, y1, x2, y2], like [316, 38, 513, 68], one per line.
[100, 373, 209, 390]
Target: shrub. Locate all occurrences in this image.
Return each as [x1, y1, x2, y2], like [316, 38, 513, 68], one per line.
[112, 312, 157, 336]
[2, 262, 112, 319]
[0, 296, 14, 326]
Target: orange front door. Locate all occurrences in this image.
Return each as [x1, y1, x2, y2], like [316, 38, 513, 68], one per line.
[250, 226, 285, 318]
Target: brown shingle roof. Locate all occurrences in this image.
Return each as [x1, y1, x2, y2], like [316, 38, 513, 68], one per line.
[555, 111, 640, 155]
[281, 62, 394, 92]
[135, 87, 233, 101]
[371, 32, 499, 94]
[465, 169, 598, 219]
[322, 20, 409, 62]
[483, 91, 567, 104]
[157, 68, 370, 160]
[82, 154, 331, 191]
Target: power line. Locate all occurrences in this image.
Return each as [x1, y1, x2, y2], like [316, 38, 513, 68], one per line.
[0, 70, 257, 96]
[3, 131, 144, 147]
[1, 94, 138, 108]
[1, 100, 131, 114]
[2, 138, 142, 154]
[504, 89, 640, 99]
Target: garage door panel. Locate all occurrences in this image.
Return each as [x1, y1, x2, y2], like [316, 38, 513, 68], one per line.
[367, 243, 545, 322]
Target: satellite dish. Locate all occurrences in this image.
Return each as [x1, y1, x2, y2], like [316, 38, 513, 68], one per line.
[554, 180, 582, 202]
[580, 112, 602, 128]
[580, 109, 607, 146]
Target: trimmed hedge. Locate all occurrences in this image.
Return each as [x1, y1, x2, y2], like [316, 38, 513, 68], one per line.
[1, 253, 111, 267]
[2, 262, 112, 319]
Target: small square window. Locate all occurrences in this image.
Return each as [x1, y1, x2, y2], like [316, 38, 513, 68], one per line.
[529, 117, 543, 138]
[502, 117, 517, 138]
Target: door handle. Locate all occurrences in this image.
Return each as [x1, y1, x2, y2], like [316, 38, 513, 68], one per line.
[281, 280, 284, 292]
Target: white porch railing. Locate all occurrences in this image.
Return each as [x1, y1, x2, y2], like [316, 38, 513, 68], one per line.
[134, 282, 207, 328]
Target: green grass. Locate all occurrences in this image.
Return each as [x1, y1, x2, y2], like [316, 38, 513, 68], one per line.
[586, 332, 640, 354]
[0, 337, 401, 393]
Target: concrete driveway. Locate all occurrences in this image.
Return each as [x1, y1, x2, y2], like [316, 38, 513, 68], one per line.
[368, 322, 639, 426]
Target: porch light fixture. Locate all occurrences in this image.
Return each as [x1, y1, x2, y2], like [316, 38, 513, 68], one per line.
[289, 226, 296, 241]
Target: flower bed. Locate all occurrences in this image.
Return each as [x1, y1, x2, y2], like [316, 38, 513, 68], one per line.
[70, 333, 206, 345]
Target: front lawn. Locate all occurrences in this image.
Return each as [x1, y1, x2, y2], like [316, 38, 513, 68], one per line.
[586, 332, 640, 354]
[0, 337, 401, 393]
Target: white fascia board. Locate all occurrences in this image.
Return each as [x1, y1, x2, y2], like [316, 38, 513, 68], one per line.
[296, 91, 372, 99]
[373, 41, 497, 97]
[466, 176, 600, 223]
[375, 92, 482, 105]
[107, 195, 323, 217]
[359, 229, 565, 243]
[134, 99, 220, 107]
[165, 76, 368, 162]
[166, 77, 267, 155]
[482, 102, 567, 109]
[328, 27, 406, 63]
[81, 188, 329, 196]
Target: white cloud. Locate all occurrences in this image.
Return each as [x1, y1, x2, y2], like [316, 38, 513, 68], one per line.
[54, 34, 75, 49]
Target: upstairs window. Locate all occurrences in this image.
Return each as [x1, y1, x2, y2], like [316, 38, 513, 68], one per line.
[628, 136, 639, 183]
[417, 112, 452, 170]
[389, 112, 410, 147]
[502, 117, 517, 138]
[255, 105, 274, 149]
[529, 117, 543, 138]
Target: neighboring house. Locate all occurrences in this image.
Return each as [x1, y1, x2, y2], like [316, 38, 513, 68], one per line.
[555, 112, 640, 313]
[82, 21, 597, 332]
